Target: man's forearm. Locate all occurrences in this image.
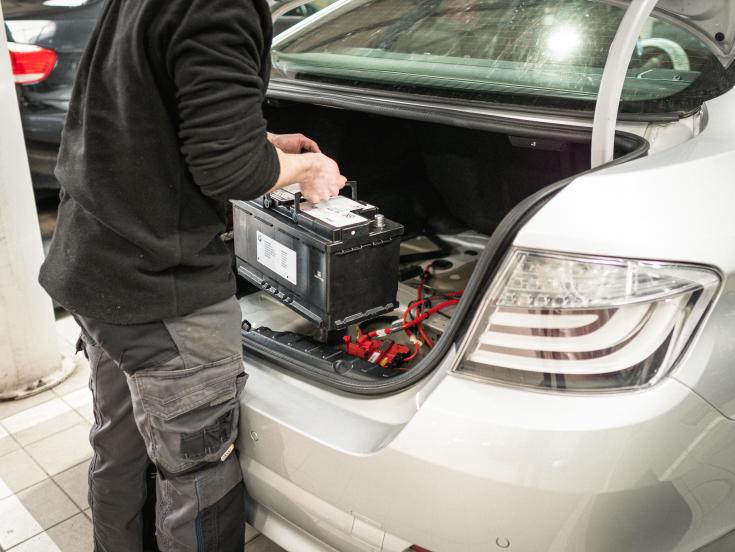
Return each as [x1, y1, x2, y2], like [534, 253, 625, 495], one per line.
[269, 147, 346, 204]
[269, 148, 314, 192]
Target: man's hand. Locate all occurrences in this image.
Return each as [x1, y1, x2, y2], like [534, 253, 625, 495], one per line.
[299, 153, 346, 204]
[272, 149, 346, 204]
[267, 132, 321, 154]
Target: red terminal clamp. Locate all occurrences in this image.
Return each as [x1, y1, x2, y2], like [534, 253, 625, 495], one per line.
[343, 334, 410, 369]
[342, 297, 462, 368]
[341, 259, 465, 369]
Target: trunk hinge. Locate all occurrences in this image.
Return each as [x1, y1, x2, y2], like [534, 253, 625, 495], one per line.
[591, 0, 660, 168]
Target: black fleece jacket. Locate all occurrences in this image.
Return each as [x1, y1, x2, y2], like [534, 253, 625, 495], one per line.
[39, 0, 280, 324]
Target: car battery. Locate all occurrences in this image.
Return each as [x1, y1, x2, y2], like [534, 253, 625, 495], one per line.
[232, 182, 404, 331]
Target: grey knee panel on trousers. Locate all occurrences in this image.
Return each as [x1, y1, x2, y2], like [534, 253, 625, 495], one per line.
[129, 353, 245, 475]
[77, 296, 247, 552]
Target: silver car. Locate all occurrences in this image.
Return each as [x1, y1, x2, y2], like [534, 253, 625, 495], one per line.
[237, 1, 735, 550]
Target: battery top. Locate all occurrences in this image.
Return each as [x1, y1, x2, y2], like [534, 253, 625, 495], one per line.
[267, 183, 377, 230]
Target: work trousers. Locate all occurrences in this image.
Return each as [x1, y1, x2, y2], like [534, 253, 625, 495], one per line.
[75, 296, 247, 552]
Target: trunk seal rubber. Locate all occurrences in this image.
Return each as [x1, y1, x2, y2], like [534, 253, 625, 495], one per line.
[267, 80, 647, 147]
[244, 91, 650, 396]
[268, 78, 688, 123]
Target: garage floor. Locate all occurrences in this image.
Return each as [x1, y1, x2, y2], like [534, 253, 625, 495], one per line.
[0, 313, 285, 552]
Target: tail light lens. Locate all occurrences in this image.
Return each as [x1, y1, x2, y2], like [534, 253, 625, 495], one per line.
[8, 42, 58, 84]
[455, 249, 720, 391]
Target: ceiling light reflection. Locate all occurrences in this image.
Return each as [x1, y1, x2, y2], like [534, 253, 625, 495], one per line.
[547, 27, 583, 61]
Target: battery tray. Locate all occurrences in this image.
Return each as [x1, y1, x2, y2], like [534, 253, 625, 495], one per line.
[241, 324, 402, 382]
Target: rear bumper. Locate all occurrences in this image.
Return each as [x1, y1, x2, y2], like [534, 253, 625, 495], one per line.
[240, 374, 735, 552]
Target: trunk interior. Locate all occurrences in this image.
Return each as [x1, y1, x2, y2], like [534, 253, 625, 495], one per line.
[234, 98, 629, 388]
[265, 100, 592, 237]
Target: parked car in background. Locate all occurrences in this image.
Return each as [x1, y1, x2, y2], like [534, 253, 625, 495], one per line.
[3, 0, 331, 193]
[272, 0, 336, 35]
[3, 0, 103, 193]
[232, 1, 735, 551]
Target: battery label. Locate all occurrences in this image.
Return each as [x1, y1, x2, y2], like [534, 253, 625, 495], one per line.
[256, 232, 297, 284]
[269, 183, 302, 203]
[301, 196, 368, 228]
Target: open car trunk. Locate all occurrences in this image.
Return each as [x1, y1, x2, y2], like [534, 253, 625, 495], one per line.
[234, 97, 645, 393]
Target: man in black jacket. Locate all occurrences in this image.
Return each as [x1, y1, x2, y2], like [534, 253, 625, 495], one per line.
[39, 0, 345, 550]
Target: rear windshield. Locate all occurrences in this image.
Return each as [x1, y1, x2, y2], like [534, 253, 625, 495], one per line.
[272, 0, 735, 114]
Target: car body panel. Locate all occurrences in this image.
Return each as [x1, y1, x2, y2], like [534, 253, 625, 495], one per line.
[239, 82, 735, 544]
[238, 335, 460, 457]
[244, 4, 735, 550]
[671, 280, 735, 421]
[241, 370, 735, 552]
[517, 90, 735, 274]
[514, 86, 735, 440]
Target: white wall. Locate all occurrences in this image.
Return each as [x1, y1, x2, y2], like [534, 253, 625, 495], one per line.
[0, 4, 65, 398]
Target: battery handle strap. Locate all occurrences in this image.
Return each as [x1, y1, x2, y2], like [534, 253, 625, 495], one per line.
[346, 180, 358, 200]
[289, 181, 358, 224]
[269, 180, 361, 225]
[292, 192, 302, 223]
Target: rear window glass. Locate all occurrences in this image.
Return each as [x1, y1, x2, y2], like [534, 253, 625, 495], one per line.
[272, 0, 735, 114]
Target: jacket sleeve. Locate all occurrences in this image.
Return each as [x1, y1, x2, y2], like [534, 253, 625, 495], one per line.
[166, 0, 280, 201]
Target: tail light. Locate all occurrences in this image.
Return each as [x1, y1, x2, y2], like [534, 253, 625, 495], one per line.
[8, 42, 58, 84]
[455, 249, 720, 392]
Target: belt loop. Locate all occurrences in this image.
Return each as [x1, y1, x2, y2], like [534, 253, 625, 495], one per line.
[75, 334, 87, 357]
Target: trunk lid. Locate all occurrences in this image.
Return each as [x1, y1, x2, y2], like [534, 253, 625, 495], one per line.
[271, 0, 735, 118]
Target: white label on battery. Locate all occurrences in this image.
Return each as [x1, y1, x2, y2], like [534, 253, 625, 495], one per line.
[270, 183, 302, 202]
[301, 196, 368, 228]
[282, 183, 302, 195]
[256, 231, 297, 285]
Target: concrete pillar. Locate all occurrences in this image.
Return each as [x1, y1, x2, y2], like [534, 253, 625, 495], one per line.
[0, 4, 71, 399]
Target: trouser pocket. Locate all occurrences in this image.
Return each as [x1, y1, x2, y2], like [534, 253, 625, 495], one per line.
[129, 354, 248, 475]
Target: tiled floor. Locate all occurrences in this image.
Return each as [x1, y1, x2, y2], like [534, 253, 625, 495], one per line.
[0, 313, 284, 552]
